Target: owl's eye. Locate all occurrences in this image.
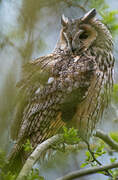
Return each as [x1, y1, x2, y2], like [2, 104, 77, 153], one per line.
[79, 32, 89, 40]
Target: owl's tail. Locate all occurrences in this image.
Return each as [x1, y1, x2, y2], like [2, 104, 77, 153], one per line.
[6, 141, 29, 174]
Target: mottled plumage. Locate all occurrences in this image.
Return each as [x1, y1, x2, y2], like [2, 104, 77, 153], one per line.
[9, 9, 114, 169]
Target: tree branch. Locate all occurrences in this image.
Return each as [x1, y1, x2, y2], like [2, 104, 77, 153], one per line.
[85, 141, 112, 177]
[83, 0, 89, 6]
[64, 0, 87, 12]
[56, 162, 118, 180]
[94, 130, 118, 151]
[16, 130, 118, 180]
[16, 134, 63, 180]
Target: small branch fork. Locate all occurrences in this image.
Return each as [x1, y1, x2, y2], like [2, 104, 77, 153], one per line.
[85, 141, 112, 178]
[57, 130, 118, 180]
[94, 130, 118, 151]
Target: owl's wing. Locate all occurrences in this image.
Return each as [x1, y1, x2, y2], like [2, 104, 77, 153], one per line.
[11, 53, 97, 145]
[10, 53, 55, 140]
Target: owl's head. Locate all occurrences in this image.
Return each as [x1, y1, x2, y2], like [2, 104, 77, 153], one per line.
[57, 9, 113, 54]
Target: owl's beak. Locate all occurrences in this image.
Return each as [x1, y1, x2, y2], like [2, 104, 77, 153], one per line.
[81, 8, 97, 22]
[72, 29, 84, 51]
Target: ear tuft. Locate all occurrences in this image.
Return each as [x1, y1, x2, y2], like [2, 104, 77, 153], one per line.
[61, 14, 69, 26]
[81, 8, 97, 22]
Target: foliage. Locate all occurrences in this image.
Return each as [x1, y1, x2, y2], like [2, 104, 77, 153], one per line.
[81, 142, 106, 168]
[1, 128, 118, 179]
[80, 138, 118, 179]
[100, 10, 118, 37]
[0, 150, 16, 180]
[0, 149, 45, 180]
[110, 131, 118, 143]
[0, 172, 16, 180]
[23, 139, 33, 152]
[89, 0, 109, 11]
[63, 127, 80, 144]
[26, 169, 45, 180]
[0, 149, 7, 169]
[112, 84, 118, 103]
[111, 169, 118, 180]
[89, 0, 118, 36]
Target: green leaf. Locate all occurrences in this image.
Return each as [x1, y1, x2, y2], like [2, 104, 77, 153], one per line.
[80, 162, 88, 168]
[95, 144, 106, 157]
[89, 0, 109, 11]
[0, 149, 7, 168]
[112, 84, 118, 103]
[27, 169, 45, 180]
[63, 127, 80, 145]
[0, 171, 16, 180]
[109, 132, 118, 143]
[89, 0, 118, 36]
[100, 10, 118, 36]
[85, 151, 92, 161]
[110, 158, 117, 163]
[112, 169, 118, 179]
[23, 139, 33, 152]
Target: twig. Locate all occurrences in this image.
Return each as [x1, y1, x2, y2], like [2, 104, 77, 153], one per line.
[64, 0, 87, 12]
[56, 162, 118, 180]
[16, 134, 63, 180]
[83, 0, 89, 6]
[86, 141, 102, 165]
[94, 130, 118, 151]
[86, 141, 112, 177]
[16, 130, 118, 180]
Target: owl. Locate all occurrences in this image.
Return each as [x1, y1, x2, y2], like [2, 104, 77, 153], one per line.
[9, 9, 114, 169]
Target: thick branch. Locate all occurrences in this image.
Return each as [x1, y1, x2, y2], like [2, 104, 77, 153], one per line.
[94, 130, 118, 151]
[16, 130, 118, 180]
[16, 134, 63, 180]
[56, 162, 118, 180]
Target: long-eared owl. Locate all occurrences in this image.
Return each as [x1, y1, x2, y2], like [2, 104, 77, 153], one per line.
[9, 9, 114, 167]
